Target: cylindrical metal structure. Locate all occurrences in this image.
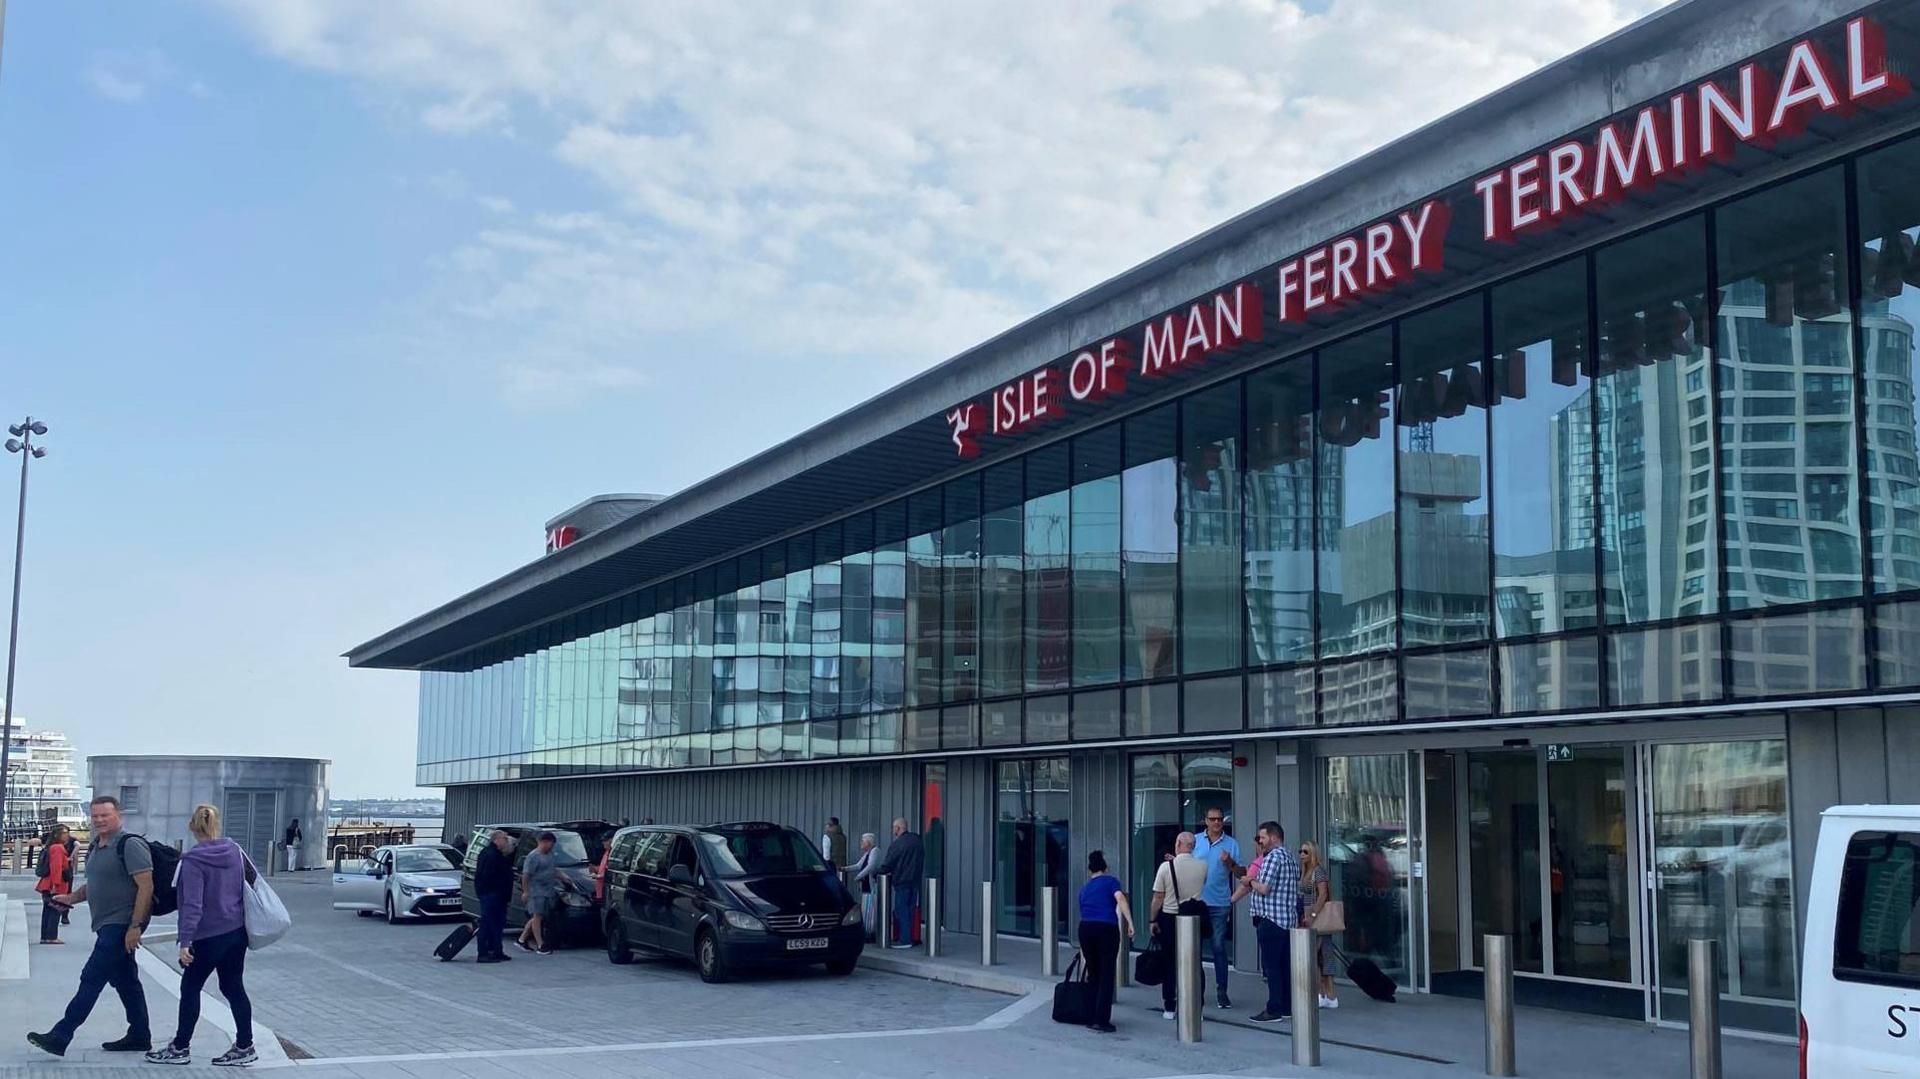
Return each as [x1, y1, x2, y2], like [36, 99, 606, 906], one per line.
[1484, 934, 1516, 1078]
[1291, 927, 1321, 1067]
[924, 878, 941, 958]
[1116, 926, 1131, 988]
[333, 844, 349, 873]
[1176, 914, 1204, 1043]
[1688, 938, 1723, 1079]
[981, 881, 998, 965]
[876, 874, 892, 946]
[267, 842, 279, 877]
[1040, 886, 1059, 977]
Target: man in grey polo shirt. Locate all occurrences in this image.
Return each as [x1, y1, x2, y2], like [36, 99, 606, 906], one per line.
[29, 794, 153, 1058]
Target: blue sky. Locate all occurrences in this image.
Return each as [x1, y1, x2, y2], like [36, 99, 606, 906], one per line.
[0, 1, 1660, 798]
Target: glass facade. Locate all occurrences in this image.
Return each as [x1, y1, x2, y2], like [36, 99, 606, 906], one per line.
[415, 129, 1920, 786]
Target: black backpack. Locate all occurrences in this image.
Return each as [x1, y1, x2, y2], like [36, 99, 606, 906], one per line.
[120, 834, 181, 918]
[35, 845, 51, 880]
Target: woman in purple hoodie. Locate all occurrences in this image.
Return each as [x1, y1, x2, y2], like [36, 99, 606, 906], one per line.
[146, 805, 256, 1067]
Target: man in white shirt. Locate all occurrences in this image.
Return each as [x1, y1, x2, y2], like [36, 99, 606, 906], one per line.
[1149, 832, 1210, 1020]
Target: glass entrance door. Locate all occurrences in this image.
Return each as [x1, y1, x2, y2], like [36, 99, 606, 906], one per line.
[995, 757, 1070, 937]
[1325, 753, 1414, 988]
[1644, 739, 1795, 1033]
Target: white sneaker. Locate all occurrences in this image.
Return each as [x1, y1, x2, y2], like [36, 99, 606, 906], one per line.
[1319, 994, 1339, 1009]
[1162, 1010, 1176, 1020]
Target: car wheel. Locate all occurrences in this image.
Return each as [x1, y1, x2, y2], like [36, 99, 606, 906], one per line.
[825, 955, 858, 976]
[696, 929, 730, 984]
[606, 919, 633, 965]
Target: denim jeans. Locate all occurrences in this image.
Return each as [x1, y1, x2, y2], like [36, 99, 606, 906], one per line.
[50, 923, 149, 1048]
[477, 894, 508, 959]
[1206, 905, 1233, 993]
[1253, 916, 1294, 1018]
[892, 881, 919, 946]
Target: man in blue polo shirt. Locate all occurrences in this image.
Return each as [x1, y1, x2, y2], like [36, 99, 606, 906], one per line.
[1191, 806, 1241, 1009]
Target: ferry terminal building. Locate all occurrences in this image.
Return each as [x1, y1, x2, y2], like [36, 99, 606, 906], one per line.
[352, 0, 1920, 1035]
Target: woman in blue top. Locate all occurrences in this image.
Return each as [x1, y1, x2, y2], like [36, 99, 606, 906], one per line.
[1075, 850, 1134, 1032]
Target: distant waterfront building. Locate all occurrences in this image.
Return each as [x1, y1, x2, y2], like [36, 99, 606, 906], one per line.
[3, 710, 85, 838]
[88, 755, 330, 866]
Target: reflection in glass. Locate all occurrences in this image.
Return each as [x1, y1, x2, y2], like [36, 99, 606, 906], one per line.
[1595, 216, 1715, 625]
[906, 493, 942, 708]
[1073, 425, 1124, 685]
[1072, 687, 1121, 742]
[1025, 444, 1072, 692]
[1878, 599, 1920, 688]
[942, 476, 981, 702]
[1498, 637, 1602, 713]
[1398, 295, 1490, 647]
[1318, 331, 1398, 659]
[1607, 622, 1722, 706]
[1727, 607, 1865, 697]
[1855, 135, 1920, 597]
[1183, 382, 1244, 671]
[1469, 750, 1544, 973]
[1491, 259, 1597, 639]
[995, 757, 1070, 937]
[1127, 752, 1234, 947]
[1320, 656, 1396, 726]
[1547, 748, 1631, 983]
[1651, 740, 1795, 1033]
[1124, 682, 1177, 738]
[1182, 675, 1242, 733]
[1403, 647, 1490, 719]
[1717, 169, 1862, 610]
[1123, 406, 1178, 681]
[980, 462, 1025, 698]
[1324, 753, 1411, 986]
[1246, 360, 1318, 663]
[1249, 667, 1314, 729]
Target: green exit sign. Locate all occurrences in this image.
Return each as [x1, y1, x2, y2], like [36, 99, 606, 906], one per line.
[1546, 744, 1575, 762]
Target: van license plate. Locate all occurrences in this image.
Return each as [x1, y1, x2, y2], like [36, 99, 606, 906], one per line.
[786, 937, 829, 951]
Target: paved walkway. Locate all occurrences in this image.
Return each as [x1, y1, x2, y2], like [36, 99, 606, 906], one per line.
[0, 873, 1797, 1078]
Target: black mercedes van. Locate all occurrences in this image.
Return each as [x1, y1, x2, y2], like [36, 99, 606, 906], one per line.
[602, 821, 863, 982]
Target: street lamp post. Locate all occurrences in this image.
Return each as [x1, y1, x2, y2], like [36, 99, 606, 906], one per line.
[0, 416, 48, 843]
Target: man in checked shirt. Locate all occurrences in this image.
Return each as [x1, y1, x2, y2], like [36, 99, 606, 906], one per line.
[1230, 820, 1300, 1024]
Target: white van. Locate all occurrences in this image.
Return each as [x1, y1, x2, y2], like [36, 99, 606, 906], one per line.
[1800, 805, 1920, 1077]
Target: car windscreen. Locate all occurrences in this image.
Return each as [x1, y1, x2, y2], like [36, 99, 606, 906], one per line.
[547, 832, 590, 865]
[698, 830, 828, 878]
[395, 849, 459, 873]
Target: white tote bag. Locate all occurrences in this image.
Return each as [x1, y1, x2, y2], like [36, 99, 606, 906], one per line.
[240, 852, 293, 950]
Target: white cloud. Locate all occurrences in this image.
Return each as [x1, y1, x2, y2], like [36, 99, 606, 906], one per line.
[82, 50, 201, 104]
[208, 0, 1668, 407]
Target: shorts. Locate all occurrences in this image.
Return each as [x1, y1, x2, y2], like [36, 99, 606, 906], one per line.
[529, 894, 558, 918]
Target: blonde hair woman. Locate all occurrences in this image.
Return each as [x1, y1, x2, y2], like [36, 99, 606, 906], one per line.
[1297, 840, 1337, 1008]
[146, 805, 256, 1066]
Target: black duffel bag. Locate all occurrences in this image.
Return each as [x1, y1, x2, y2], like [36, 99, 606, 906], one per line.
[1133, 935, 1167, 986]
[1051, 952, 1096, 1024]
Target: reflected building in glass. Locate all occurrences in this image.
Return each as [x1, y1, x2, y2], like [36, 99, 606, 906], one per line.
[355, 2, 1920, 1040]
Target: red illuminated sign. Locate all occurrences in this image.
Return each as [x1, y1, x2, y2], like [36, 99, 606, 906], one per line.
[546, 525, 580, 554]
[1473, 17, 1908, 243]
[935, 15, 1909, 461]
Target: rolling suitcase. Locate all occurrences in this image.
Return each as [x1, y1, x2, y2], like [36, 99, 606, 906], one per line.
[435, 921, 478, 962]
[1331, 945, 1396, 1002]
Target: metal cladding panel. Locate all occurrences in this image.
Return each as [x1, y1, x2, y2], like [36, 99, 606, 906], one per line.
[1065, 748, 1127, 938]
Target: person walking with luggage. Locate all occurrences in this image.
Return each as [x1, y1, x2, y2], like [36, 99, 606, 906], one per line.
[35, 825, 73, 944]
[516, 831, 562, 955]
[146, 805, 256, 1067]
[1075, 850, 1133, 1034]
[475, 830, 514, 964]
[1192, 806, 1241, 1008]
[1231, 820, 1300, 1025]
[1298, 840, 1337, 1008]
[877, 818, 923, 949]
[29, 795, 153, 1058]
[1149, 832, 1209, 1021]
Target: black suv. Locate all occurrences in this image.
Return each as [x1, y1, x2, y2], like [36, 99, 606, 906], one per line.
[602, 821, 863, 982]
[458, 823, 601, 946]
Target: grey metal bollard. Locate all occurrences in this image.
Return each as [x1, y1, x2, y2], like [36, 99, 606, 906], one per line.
[1688, 938, 1722, 1079]
[1040, 886, 1059, 977]
[980, 881, 997, 965]
[267, 843, 279, 878]
[875, 875, 892, 946]
[924, 879, 941, 958]
[1291, 927, 1321, 1066]
[1177, 914, 1204, 1043]
[332, 844, 348, 873]
[1484, 934, 1516, 1077]
[1116, 927, 1131, 988]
